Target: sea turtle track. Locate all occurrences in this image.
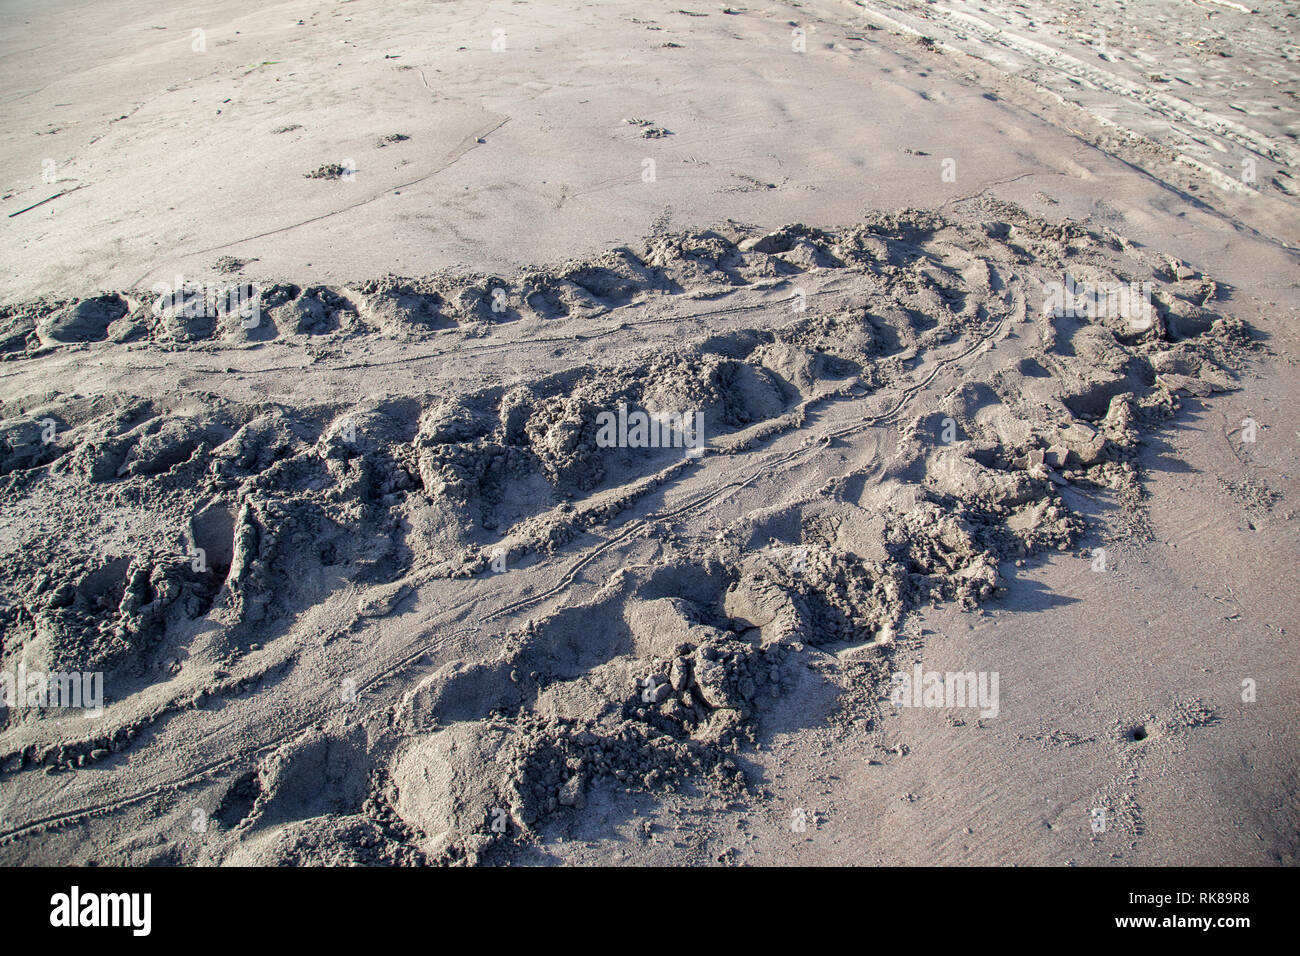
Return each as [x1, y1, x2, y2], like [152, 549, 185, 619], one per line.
[0, 204, 1257, 861]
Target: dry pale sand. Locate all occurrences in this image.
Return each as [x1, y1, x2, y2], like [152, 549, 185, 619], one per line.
[0, 0, 1296, 866]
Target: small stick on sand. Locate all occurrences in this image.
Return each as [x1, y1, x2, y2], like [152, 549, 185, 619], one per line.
[6, 184, 85, 218]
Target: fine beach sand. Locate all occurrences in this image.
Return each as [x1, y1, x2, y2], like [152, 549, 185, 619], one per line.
[0, 0, 1296, 866]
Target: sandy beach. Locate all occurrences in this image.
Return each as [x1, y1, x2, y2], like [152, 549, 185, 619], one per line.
[0, 0, 1296, 868]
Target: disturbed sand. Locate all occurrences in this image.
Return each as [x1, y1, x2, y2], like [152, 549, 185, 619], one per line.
[0, 0, 1297, 866]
